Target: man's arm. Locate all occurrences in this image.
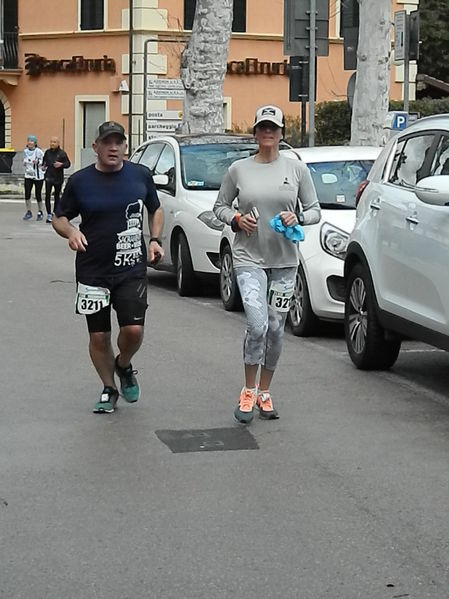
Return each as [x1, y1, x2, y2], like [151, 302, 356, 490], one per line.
[147, 206, 164, 264]
[60, 151, 71, 170]
[52, 215, 88, 252]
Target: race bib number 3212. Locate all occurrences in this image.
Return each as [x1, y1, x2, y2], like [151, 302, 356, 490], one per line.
[268, 280, 294, 312]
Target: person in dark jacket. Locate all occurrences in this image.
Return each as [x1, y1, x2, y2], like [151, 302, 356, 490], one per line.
[42, 136, 71, 223]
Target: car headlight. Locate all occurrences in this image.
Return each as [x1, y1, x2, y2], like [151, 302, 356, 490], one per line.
[320, 222, 350, 260]
[197, 211, 224, 231]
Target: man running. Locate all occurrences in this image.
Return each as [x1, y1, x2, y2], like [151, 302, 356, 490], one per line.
[52, 121, 164, 413]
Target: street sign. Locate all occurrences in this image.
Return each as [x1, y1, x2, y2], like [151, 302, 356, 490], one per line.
[384, 111, 408, 131]
[146, 78, 185, 99]
[394, 10, 406, 63]
[347, 71, 356, 110]
[146, 78, 184, 89]
[283, 0, 329, 57]
[147, 88, 185, 99]
[146, 120, 182, 133]
[147, 110, 183, 120]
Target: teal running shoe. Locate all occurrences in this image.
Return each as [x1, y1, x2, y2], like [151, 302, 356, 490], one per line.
[115, 356, 140, 403]
[93, 387, 118, 414]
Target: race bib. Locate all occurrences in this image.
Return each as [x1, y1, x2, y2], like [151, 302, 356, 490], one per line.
[267, 280, 294, 312]
[76, 283, 110, 315]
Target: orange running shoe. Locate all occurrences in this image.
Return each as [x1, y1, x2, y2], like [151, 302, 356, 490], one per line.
[234, 387, 257, 424]
[256, 390, 279, 420]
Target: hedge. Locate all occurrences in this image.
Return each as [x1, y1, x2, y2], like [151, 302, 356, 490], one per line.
[283, 97, 449, 147]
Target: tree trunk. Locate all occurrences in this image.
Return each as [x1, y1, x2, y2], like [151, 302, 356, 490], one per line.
[350, 0, 391, 146]
[180, 0, 233, 134]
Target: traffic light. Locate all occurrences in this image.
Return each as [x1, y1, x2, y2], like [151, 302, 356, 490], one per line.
[408, 10, 420, 61]
[341, 0, 359, 70]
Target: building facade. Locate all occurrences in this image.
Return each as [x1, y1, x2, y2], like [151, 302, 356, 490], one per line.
[0, 0, 419, 172]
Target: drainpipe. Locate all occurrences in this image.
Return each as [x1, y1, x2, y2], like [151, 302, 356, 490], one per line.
[128, 0, 134, 153]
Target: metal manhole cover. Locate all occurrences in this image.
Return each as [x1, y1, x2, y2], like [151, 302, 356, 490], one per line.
[155, 427, 259, 453]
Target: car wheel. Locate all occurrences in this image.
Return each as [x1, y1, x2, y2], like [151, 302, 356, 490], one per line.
[345, 263, 401, 370]
[176, 232, 196, 297]
[288, 265, 319, 337]
[220, 244, 242, 311]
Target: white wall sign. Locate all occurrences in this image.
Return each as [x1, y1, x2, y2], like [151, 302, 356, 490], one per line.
[146, 120, 182, 132]
[147, 110, 183, 120]
[147, 78, 184, 89]
[147, 88, 185, 99]
[394, 11, 406, 63]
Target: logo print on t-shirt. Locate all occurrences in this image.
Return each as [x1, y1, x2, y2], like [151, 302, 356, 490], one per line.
[114, 200, 144, 267]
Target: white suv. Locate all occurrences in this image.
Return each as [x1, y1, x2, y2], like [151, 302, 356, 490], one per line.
[344, 114, 449, 369]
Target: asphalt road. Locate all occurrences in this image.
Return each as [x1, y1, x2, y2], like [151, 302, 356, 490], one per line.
[2, 200, 449, 599]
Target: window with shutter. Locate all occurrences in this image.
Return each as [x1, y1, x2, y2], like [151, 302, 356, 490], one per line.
[184, 0, 246, 32]
[80, 0, 104, 31]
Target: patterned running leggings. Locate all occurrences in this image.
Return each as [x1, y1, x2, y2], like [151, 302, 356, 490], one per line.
[235, 265, 297, 371]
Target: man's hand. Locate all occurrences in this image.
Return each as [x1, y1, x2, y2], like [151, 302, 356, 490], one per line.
[149, 240, 164, 265]
[68, 229, 88, 252]
[54, 161, 63, 169]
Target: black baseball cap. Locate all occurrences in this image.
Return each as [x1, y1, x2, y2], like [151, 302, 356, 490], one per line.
[96, 121, 126, 141]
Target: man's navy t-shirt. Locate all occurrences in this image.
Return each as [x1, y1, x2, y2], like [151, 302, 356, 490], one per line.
[55, 161, 160, 279]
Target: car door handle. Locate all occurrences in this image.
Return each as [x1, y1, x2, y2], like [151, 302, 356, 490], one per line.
[406, 213, 419, 225]
[369, 199, 381, 211]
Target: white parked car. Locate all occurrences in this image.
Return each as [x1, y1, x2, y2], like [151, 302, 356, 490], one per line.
[219, 145, 381, 336]
[344, 114, 449, 369]
[129, 134, 292, 296]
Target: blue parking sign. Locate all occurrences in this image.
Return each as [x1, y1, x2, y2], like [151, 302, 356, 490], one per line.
[392, 112, 408, 130]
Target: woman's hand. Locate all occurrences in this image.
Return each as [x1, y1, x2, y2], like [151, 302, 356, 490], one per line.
[239, 213, 258, 235]
[279, 211, 298, 227]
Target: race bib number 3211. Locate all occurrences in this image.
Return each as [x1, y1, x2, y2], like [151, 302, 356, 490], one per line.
[76, 283, 110, 315]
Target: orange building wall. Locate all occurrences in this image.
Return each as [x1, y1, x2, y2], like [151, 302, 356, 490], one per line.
[0, 0, 415, 162]
[158, 0, 406, 131]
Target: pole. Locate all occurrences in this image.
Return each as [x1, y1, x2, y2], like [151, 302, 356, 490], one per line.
[403, 13, 410, 114]
[128, 0, 134, 153]
[143, 39, 149, 143]
[308, 0, 316, 147]
[301, 99, 307, 146]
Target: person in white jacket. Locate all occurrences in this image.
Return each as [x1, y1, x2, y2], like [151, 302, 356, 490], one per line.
[22, 135, 45, 221]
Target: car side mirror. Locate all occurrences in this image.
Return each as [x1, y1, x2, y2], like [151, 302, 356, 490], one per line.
[415, 175, 449, 206]
[153, 174, 169, 187]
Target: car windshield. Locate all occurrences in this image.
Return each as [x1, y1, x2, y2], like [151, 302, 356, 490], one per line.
[306, 159, 375, 208]
[180, 143, 260, 190]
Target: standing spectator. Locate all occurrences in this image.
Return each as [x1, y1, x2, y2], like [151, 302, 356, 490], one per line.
[42, 136, 71, 223]
[23, 135, 45, 221]
[52, 121, 164, 414]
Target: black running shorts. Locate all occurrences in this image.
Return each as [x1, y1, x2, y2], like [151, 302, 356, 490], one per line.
[76, 273, 148, 333]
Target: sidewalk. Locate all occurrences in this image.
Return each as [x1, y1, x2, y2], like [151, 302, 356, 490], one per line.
[0, 195, 23, 202]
